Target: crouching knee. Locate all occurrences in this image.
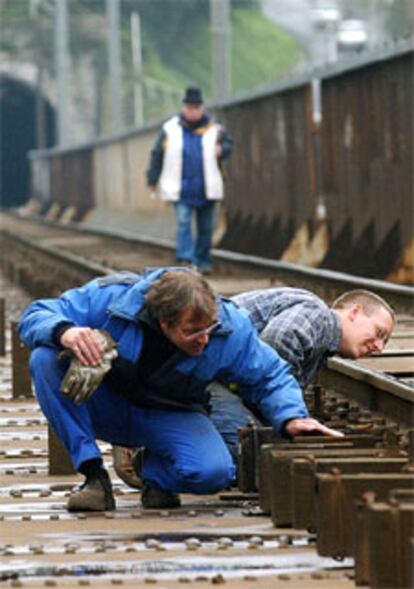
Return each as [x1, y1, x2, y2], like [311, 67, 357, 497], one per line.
[29, 346, 59, 375]
[177, 455, 235, 494]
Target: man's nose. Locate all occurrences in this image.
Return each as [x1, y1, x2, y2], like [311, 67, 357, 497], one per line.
[196, 333, 210, 346]
[374, 338, 385, 353]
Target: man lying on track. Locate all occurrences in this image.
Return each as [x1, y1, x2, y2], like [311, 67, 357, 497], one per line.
[19, 267, 341, 512]
[114, 286, 394, 488]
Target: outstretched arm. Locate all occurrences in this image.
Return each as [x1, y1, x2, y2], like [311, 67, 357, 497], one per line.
[215, 306, 342, 438]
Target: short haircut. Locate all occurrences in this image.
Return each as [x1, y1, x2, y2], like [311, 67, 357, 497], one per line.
[332, 289, 395, 322]
[145, 270, 217, 325]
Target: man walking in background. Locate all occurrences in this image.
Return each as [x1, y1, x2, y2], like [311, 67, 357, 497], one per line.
[147, 86, 233, 275]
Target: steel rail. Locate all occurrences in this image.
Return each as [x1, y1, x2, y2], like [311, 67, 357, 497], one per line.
[1, 229, 115, 278]
[319, 358, 414, 427]
[327, 357, 414, 402]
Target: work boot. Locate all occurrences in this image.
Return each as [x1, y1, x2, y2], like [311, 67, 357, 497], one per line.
[141, 484, 181, 509]
[112, 446, 143, 489]
[67, 469, 115, 512]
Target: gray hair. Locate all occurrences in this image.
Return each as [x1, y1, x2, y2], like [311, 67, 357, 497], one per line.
[332, 289, 395, 322]
[145, 270, 217, 325]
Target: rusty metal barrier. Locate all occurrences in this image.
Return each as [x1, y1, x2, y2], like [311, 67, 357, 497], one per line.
[315, 471, 414, 559]
[48, 424, 76, 475]
[258, 437, 377, 513]
[320, 45, 414, 281]
[237, 425, 279, 492]
[355, 494, 414, 588]
[263, 443, 401, 527]
[239, 420, 385, 496]
[0, 298, 5, 356]
[291, 455, 409, 531]
[11, 320, 33, 399]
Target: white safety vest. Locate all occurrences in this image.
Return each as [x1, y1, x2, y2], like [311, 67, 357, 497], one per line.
[159, 116, 224, 202]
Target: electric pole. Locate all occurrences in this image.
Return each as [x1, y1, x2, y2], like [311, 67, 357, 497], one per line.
[210, 0, 231, 101]
[35, 63, 46, 149]
[54, 0, 70, 146]
[106, 0, 123, 132]
[130, 12, 144, 127]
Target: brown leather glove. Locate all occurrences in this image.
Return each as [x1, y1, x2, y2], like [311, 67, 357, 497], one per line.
[60, 330, 118, 405]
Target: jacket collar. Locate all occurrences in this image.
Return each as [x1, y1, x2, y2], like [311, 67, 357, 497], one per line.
[107, 267, 234, 335]
[179, 112, 211, 130]
[107, 267, 177, 321]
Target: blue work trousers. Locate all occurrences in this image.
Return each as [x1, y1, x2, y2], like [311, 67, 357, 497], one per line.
[208, 382, 264, 463]
[174, 201, 215, 270]
[30, 347, 235, 494]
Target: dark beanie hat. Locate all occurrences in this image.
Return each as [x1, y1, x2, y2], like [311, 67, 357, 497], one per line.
[183, 86, 203, 105]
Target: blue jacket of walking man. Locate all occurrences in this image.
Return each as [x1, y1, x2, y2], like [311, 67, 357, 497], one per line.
[19, 267, 338, 513]
[146, 87, 233, 274]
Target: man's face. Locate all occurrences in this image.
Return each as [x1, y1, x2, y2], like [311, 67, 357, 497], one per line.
[160, 307, 218, 356]
[181, 103, 204, 124]
[339, 305, 394, 358]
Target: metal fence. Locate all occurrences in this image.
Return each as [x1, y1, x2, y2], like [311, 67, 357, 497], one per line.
[217, 82, 315, 259]
[29, 40, 414, 282]
[319, 47, 413, 279]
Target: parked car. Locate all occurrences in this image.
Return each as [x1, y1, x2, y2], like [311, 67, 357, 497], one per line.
[311, 5, 341, 28]
[336, 19, 368, 51]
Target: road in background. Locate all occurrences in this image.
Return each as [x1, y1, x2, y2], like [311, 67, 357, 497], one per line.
[260, 0, 389, 70]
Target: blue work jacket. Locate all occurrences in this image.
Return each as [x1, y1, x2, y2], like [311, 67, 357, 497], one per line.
[19, 268, 308, 434]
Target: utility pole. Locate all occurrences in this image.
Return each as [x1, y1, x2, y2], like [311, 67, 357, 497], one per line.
[106, 0, 123, 132]
[54, 0, 70, 146]
[35, 63, 46, 149]
[130, 12, 144, 127]
[210, 0, 231, 101]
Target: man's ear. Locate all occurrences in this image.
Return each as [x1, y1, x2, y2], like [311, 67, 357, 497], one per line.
[348, 304, 362, 322]
[159, 320, 169, 335]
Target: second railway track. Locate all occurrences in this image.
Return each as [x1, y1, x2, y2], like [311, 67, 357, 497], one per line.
[2, 211, 413, 310]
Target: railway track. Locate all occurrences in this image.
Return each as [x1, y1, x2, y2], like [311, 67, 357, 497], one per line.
[0, 212, 413, 587]
[2, 211, 413, 310]
[1, 211, 413, 419]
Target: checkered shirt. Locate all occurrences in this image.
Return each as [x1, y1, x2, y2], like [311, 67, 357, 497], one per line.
[232, 287, 341, 389]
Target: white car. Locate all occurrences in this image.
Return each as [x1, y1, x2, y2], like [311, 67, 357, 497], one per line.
[337, 19, 368, 51]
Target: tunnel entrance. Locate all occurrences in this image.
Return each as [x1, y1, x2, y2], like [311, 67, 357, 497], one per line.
[0, 75, 56, 208]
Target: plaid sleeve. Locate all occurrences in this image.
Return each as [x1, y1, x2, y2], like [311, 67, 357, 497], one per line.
[259, 304, 326, 388]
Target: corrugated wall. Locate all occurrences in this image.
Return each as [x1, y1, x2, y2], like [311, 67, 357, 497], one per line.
[320, 50, 413, 278]
[29, 43, 413, 281]
[217, 84, 315, 259]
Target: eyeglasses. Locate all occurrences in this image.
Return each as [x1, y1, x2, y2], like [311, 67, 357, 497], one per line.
[178, 320, 220, 341]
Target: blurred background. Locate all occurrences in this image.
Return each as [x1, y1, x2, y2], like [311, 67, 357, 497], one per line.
[1, 0, 413, 149]
[1, 1, 413, 286]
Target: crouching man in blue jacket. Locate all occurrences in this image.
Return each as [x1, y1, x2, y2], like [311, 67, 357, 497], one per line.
[19, 267, 341, 512]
